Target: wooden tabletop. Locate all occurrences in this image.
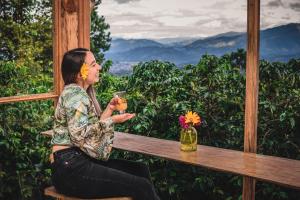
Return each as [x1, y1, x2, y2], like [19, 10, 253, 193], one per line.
[113, 132, 300, 190]
[42, 130, 300, 189]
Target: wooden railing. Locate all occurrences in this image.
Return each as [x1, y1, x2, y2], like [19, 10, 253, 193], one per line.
[0, 93, 58, 104]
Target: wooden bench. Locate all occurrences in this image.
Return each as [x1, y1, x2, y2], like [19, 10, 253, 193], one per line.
[42, 130, 300, 195]
[44, 186, 131, 200]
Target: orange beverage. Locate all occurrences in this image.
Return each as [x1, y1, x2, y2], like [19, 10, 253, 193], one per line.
[114, 91, 127, 114]
[116, 98, 127, 113]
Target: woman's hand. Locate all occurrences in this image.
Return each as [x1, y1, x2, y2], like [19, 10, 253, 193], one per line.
[111, 113, 136, 124]
[100, 97, 120, 121]
[106, 97, 119, 112]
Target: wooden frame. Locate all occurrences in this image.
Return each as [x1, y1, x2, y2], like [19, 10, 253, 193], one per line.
[44, 186, 132, 200]
[243, 0, 260, 199]
[0, 0, 91, 105]
[2, 0, 299, 200]
[0, 93, 58, 104]
[53, 0, 91, 98]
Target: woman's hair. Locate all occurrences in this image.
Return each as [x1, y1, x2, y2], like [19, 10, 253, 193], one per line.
[61, 48, 89, 84]
[61, 48, 102, 116]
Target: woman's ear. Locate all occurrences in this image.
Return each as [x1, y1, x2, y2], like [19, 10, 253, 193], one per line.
[76, 72, 82, 81]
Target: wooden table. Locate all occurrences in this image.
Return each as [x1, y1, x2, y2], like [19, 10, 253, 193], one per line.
[113, 132, 300, 190]
[42, 130, 300, 190]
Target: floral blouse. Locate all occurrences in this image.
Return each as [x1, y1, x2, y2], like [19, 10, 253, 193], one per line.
[51, 84, 114, 160]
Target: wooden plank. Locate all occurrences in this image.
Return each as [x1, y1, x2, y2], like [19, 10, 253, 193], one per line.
[78, 0, 90, 48]
[53, 0, 64, 105]
[244, 0, 260, 160]
[62, 0, 79, 51]
[53, 0, 91, 101]
[244, 0, 260, 199]
[43, 130, 300, 189]
[113, 132, 300, 190]
[0, 93, 58, 104]
[243, 177, 255, 200]
[45, 186, 132, 200]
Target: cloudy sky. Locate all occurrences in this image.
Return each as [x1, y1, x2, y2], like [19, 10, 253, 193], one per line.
[97, 0, 300, 39]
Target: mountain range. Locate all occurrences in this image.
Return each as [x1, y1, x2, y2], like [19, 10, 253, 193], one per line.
[105, 23, 300, 75]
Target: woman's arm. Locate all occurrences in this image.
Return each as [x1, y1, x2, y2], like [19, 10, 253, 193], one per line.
[66, 101, 115, 160]
[100, 97, 136, 122]
[66, 101, 135, 160]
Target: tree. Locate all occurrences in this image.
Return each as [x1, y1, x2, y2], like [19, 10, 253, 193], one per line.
[90, 0, 112, 63]
[0, 0, 111, 65]
[0, 0, 52, 72]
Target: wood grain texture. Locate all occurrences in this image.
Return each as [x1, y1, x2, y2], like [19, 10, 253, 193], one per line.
[53, 0, 91, 99]
[78, 0, 90, 48]
[45, 186, 132, 200]
[0, 93, 58, 104]
[41, 130, 300, 190]
[244, 0, 260, 199]
[243, 177, 256, 200]
[53, 0, 64, 100]
[244, 0, 260, 154]
[113, 132, 300, 190]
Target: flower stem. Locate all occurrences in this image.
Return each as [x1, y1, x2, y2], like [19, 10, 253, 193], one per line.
[189, 131, 193, 144]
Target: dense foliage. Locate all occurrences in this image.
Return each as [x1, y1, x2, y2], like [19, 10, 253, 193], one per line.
[1, 55, 300, 200]
[96, 55, 300, 200]
[1, 1, 299, 200]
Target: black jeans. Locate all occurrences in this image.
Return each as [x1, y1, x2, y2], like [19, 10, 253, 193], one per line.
[51, 147, 160, 200]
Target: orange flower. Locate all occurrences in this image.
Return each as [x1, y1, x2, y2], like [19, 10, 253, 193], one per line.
[185, 111, 201, 125]
[80, 63, 89, 80]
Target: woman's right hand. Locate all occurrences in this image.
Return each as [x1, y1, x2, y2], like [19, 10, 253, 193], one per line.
[111, 113, 136, 124]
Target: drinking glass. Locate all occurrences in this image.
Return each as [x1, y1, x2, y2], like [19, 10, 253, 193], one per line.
[113, 91, 127, 114]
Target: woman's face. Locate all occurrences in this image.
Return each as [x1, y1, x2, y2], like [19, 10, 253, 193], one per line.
[84, 51, 101, 85]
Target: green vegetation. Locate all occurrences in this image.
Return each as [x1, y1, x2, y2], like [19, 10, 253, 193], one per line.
[100, 56, 300, 200]
[0, 1, 299, 199]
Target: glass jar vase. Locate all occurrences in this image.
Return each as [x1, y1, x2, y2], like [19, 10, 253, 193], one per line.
[180, 126, 197, 151]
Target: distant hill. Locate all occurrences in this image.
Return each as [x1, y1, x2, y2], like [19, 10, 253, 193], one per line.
[260, 23, 300, 61]
[154, 37, 200, 46]
[109, 38, 163, 53]
[105, 23, 300, 74]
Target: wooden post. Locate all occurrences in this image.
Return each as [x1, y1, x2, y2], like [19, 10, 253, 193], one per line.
[243, 0, 260, 200]
[53, 0, 91, 101]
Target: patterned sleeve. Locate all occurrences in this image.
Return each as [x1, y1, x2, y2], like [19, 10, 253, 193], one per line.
[65, 96, 114, 161]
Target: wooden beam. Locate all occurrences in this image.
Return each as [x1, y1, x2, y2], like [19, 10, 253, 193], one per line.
[53, 0, 91, 100]
[243, 0, 260, 199]
[0, 93, 58, 104]
[53, 0, 63, 105]
[78, 0, 91, 48]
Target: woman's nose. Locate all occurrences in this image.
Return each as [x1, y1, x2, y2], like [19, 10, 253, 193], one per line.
[98, 64, 101, 71]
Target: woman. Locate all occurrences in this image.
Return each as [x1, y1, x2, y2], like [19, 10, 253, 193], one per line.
[50, 48, 160, 200]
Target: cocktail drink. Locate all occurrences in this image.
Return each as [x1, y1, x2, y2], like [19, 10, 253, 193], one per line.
[114, 91, 127, 114]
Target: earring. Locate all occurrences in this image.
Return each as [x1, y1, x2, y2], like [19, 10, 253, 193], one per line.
[80, 63, 89, 80]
